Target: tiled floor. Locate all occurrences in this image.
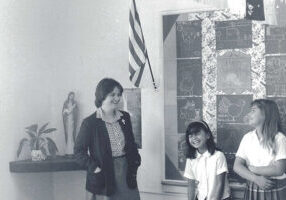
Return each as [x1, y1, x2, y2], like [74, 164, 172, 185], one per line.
[140, 192, 188, 200]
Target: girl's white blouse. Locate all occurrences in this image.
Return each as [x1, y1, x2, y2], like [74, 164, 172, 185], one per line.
[184, 150, 230, 200]
[236, 130, 286, 179]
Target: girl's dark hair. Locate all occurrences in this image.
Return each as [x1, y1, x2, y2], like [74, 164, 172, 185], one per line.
[251, 99, 282, 154]
[185, 120, 217, 159]
[95, 78, 123, 108]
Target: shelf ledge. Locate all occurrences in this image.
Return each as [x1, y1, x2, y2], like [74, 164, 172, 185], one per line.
[9, 156, 86, 173]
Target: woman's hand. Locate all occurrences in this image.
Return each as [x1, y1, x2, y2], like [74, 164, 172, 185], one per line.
[254, 176, 275, 190]
[94, 167, 102, 173]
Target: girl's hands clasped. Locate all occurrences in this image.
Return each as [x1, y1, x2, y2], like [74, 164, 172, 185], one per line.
[249, 165, 275, 189]
[254, 175, 275, 190]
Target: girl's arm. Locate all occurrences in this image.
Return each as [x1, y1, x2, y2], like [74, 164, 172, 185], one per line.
[248, 159, 286, 177]
[234, 157, 275, 189]
[209, 172, 226, 200]
[187, 179, 197, 200]
[249, 135, 286, 177]
[233, 157, 257, 182]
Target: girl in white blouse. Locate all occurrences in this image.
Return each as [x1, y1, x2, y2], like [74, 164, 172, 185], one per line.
[184, 121, 230, 200]
[234, 99, 286, 200]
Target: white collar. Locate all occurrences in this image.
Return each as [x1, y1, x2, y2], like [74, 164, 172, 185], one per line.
[96, 108, 123, 123]
[196, 150, 211, 159]
[252, 129, 263, 142]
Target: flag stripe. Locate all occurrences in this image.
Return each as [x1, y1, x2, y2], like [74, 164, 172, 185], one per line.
[130, 63, 143, 87]
[134, 61, 145, 87]
[129, 51, 141, 71]
[129, 13, 145, 52]
[129, 39, 145, 67]
[128, 0, 148, 87]
[129, 37, 145, 62]
[129, 15, 144, 49]
[131, 0, 142, 26]
[130, 3, 143, 38]
[129, 65, 140, 86]
[129, 64, 136, 80]
[129, 31, 145, 61]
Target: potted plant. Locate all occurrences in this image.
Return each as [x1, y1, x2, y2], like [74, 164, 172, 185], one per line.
[17, 123, 58, 161]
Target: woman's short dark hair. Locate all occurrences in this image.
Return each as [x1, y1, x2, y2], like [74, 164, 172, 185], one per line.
[95, 78, 123, 108]
[185, 120, 218, 159]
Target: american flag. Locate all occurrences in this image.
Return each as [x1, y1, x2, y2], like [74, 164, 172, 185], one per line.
[129, 0, 156, 88]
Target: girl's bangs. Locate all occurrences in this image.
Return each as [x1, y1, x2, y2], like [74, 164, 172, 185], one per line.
[187, 122, 206, 135]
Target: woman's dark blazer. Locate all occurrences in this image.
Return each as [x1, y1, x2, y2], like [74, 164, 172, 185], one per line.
[74, 110, 141, 196]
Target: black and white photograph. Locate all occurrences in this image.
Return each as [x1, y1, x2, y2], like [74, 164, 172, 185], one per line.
[1, 0, 286, 200]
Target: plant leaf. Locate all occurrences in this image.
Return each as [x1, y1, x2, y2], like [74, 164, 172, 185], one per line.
[17, 138, 28, 157]
[25, 130, 36, 139]
[39, 137, 46, 145]
[38, 123, 49, 134]
[40, 146, 47, 156]
[30, 137, 37, 150]
[41, 128, 57, 134]
[35, 138, 41, 150]
[25, 124, 38, 132]
[46, 137, 58, 156]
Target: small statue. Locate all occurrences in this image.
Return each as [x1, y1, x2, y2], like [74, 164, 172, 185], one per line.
[62, 92, 78, 156]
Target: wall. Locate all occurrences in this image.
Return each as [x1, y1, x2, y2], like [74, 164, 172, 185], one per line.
[0, 0, 220, 199]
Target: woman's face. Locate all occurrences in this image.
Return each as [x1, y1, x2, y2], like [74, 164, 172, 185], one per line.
[249, 105, 265, 127]
[101, 87, 122, 111]
[188, 129, 209, 150]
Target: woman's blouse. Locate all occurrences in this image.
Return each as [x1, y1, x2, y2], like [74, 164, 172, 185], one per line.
[97, 108, 126, 157]
[105, 121, 126, 157]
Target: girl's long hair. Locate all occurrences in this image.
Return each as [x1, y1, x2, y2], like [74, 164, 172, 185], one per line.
[185, 120, 217, 159]
[251, 99, 283, 155]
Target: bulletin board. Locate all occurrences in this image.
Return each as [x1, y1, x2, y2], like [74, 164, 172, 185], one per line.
[119, 88, 142, 148]
[265, 26, 286, 54]
[162, 9, 285, 183]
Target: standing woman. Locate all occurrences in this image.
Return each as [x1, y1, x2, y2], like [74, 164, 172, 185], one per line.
[234, 99, 286, 200]
[74, 78, 141, 200]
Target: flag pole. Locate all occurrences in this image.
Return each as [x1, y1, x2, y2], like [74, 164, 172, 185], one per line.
[134, 0, 157, 90]
[145, 51, 157, 90]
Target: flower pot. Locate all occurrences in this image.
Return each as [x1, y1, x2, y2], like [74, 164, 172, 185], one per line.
[31, 150, 46, 161]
